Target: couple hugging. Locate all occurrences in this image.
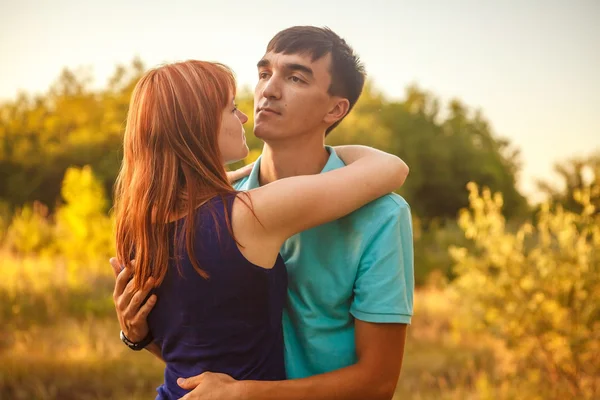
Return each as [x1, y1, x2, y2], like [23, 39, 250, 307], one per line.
[110, 25, 414, 400]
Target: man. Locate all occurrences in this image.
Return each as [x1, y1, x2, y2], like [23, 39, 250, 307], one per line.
[112, 26, 414, 400]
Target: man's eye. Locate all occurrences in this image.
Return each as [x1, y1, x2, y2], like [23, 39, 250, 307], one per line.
[259, 72, 270, 79]
[290, 76, 303, 83]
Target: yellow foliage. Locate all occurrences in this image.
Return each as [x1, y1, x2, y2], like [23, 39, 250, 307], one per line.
[244, 148, 262, 164]
[54, 166, 115, 284]
[5, 202, 54, 254]
[450, 182, 600, 399]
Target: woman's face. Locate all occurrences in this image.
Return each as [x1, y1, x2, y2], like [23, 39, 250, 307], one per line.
[218, 95, 249, 164]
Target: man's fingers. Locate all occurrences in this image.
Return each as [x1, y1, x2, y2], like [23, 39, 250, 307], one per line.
[109, 257, 122, 278]
[128, 278, 154, 312]
[117, 279, 136, 311]
[177, 374, 204, 389]
[113, 266, 133, 300]
[135, 294, 157, 320]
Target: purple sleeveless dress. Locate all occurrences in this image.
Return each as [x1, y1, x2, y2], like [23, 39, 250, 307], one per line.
[147, 194, 287, 399]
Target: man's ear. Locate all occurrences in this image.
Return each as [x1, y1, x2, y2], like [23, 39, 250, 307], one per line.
[323, 98, 350, 126]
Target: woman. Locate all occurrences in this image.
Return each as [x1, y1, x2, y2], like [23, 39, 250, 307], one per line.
[113, 60, 408, 399]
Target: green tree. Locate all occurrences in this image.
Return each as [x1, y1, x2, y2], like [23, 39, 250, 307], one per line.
[328, 84, 527, 222]
[1, 64, 526, 224]
[0, 59, 144, 210]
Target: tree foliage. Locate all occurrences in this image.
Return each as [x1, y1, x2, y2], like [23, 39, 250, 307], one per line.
[1, 61, 527, 222]
[0, 59, 144, 210]
[450, 182, 599, 399]
[328, 84, 526, 221]
[538, 152, 600, 214]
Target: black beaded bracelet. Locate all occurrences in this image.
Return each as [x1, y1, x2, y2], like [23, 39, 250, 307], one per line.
[120, 330, 154, 351]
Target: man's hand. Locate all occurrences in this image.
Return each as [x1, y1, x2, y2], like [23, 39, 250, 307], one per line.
[177, 372, 243, 400]
[110, 257, 157, 342]
[226, 162, 254, 184]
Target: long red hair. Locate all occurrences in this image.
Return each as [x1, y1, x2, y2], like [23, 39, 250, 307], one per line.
[114, 60, 238, 290]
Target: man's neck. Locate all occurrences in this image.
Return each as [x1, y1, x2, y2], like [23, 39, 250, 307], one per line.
[259, 137, 329, 186]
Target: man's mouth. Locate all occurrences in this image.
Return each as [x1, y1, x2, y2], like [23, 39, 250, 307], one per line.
[257, 107, 281, 116]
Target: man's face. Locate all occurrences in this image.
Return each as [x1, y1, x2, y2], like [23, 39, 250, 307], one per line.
[253, 51, 335, 141]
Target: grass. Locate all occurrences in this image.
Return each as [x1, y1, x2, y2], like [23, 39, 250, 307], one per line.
[1, 251, 500, 399]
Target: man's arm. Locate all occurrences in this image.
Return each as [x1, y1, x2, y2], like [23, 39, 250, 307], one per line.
[244, 320, 407, 400]
[110, 258, 164, 363]
[178, 321, 406, 400]
[144, 342, 163, 360]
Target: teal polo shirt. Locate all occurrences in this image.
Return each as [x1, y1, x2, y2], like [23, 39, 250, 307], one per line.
[234, 146, 414, 379]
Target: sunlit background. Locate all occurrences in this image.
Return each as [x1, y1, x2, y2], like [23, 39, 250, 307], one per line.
[1, 1, 598, 399]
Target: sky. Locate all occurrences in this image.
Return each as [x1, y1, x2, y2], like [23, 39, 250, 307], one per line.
[1, 0, 598, 201]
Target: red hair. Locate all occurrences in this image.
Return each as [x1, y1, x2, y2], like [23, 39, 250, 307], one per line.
[114, 60, 238, 290]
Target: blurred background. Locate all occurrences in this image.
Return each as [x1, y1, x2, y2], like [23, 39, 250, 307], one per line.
[0, 0, 598, 399]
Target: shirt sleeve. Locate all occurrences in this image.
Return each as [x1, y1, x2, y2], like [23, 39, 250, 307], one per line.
[350, 200, 414, 324]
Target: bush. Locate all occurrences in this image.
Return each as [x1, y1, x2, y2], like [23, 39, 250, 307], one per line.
[0, 200, 11, 243]
[449, 182, 600, 399]
[54, 165, 115, 283]
[4, 202, 54, 254]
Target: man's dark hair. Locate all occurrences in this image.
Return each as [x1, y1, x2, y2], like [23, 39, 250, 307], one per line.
[266, 26, 366, 135]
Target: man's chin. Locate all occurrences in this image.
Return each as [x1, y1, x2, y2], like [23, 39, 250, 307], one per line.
[253, 126, 269, 140]
[255, 122, 286, 139]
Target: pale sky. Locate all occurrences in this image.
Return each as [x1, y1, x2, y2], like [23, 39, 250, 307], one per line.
[1, 0, 598, 201]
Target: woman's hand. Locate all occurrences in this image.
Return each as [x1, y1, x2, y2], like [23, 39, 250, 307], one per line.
[226, 163, 254, 184]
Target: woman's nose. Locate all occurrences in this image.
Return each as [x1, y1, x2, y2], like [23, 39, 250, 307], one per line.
[237, 109, 249, 124]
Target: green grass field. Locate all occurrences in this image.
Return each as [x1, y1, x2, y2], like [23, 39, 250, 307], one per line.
[0, 252, 499, 399]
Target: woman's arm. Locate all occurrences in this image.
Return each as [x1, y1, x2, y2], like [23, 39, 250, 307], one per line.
[236, 145, 408, 247]
[226, 162, 254, 184]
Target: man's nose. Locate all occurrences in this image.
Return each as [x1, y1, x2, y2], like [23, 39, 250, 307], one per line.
[261, 76, 282, 100]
